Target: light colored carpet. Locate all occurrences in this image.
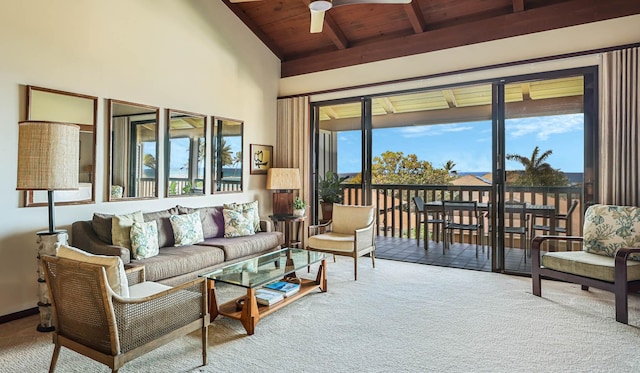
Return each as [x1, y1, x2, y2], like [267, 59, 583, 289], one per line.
[2, 258, 640, 373]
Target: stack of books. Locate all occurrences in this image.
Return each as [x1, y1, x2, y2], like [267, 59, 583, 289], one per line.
[264, 280, 301, 297]
[255, 288, 284, 306]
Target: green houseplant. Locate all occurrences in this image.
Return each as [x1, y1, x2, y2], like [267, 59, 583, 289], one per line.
[318, 171, 348, 221]
[293, 196, 307, 217]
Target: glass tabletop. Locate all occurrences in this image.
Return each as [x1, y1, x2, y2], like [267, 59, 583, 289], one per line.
[199, 248, 325, 288]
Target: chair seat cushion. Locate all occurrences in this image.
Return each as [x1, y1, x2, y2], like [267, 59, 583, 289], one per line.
[308, 233, 355, 252]
[542, 251, 640, 282]
[128, 281, 172, 298]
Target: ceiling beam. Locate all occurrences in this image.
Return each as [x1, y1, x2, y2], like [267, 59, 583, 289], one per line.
[512, 0, 525, 12]
[324, 13, 350, 50]
[404, 2, 427, 33]
[221, 0, 285, 60]
[282, 0, 640, 77]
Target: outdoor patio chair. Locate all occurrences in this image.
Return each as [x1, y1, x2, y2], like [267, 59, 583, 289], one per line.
[442, 200, 485, 257]
[489, 201, 530, 262]
[307, 204, 376, 281]
[531, 199, 579, 236]
[413, 196, 444, 249]
[41, 245, 209, 372]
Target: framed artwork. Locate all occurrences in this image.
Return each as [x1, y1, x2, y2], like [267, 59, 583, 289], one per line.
[250, 144, 273, 175]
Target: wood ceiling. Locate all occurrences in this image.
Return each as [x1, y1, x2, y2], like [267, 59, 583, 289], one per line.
[221, 0, 640, 78]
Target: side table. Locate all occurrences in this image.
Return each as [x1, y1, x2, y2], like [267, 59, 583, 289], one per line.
[269, 215, 306, 248]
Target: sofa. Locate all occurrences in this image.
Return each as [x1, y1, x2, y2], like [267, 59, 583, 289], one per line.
[71, 204, 284, 286]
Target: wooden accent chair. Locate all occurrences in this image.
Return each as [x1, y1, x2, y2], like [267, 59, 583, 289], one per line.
[307, 204, 376, 281]
[413, 196, 445, 248]
[42, 246, 209, 373]
[532, 204, 640, 324]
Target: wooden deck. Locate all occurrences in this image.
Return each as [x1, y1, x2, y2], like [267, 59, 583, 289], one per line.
[374, 236, 532, 273]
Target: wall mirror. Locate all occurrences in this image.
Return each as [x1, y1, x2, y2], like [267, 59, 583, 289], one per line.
[108, 100, 159, 201]
[25, 85, 97, 206]
[212, 117, 243, 193]
[166, 110, 206, 197]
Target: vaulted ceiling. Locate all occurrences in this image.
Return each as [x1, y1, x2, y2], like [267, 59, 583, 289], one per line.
[222, 0, 640, 78]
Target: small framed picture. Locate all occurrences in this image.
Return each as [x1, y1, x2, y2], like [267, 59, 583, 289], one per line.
[250, 144, 273, 175]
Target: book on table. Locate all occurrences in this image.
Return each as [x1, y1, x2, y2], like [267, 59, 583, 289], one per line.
[254, 288, 284, 306]
[264, 281, 301, 297]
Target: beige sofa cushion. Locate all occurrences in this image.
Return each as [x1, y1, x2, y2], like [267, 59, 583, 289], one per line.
[542, 250, 640, 282]
[199, 231, 282, 261]
[58, 245, 130, 297]
[131, 245, 225, 282]
[331, 204, 375, 235]
[112, 211, 144, 250]
[128, 281, 172, 298]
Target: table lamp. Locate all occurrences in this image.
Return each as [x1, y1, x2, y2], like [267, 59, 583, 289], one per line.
[16, 121, 79, 332]
[266, 168, 301, 216]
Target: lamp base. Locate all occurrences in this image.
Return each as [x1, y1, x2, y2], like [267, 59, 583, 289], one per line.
[36, 230, 67, 333]
[273, 191, 293, 216]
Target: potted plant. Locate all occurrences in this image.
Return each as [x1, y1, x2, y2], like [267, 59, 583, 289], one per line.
[293, 197, 307, 217]
[318, 171, 348, 221]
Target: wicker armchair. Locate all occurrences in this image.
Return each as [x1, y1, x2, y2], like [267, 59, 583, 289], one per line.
[41, 255, 209, 373]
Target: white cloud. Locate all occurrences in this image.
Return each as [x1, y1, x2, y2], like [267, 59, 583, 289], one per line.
[399, 123, 474, 138]
[507, 114, 583, 140]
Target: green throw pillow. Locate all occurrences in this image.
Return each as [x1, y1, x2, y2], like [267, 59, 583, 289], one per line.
[130, 221, 159, 260]
[224, 201, 261, 232]
[223, 208, 255, 237]
[169, 212, 204, 246]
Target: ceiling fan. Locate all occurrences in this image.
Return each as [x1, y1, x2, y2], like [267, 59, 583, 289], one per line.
[230, 0, 413, 34]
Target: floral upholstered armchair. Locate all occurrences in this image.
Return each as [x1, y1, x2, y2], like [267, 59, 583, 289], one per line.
[531, 204, 640, 324]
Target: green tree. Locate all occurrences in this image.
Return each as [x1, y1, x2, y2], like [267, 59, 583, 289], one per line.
[443, 160, 456, 174]
[506, 146, 568, 186]
[371, 151, 453, 185]
[220, 139, 233, 166]
[143, 153, 156, 170]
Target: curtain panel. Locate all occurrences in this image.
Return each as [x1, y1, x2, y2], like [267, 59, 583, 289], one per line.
[599, 47, 640, 206]
[276, 96, 311, 241]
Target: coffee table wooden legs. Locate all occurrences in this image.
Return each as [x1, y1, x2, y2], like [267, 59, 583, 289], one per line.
[208, 281, 219, 322]
[240, 288, 260, 335]
[317, 258, 327, 292]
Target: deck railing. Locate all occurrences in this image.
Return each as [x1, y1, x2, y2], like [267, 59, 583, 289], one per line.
[341, 184, 583, 247]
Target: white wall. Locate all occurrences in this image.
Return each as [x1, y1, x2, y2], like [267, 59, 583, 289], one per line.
[280, 14, 640, 98]
[0, 0, 280, 317]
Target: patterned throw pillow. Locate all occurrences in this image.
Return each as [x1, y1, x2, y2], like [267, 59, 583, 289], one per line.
[224, 201, 261, 233]
[130, 221, 159, 260]
[111, 185, 124, 199]
[583, 204, 640, 261]
[112, 211, 144, 250]
[169, 212, 204, 246]
[223, 208, 255, 237]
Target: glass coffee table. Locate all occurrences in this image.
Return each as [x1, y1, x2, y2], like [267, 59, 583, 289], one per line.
[200, 248, 326, 335]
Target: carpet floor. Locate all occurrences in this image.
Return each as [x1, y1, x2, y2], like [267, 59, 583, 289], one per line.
[2, 258, 640, 372]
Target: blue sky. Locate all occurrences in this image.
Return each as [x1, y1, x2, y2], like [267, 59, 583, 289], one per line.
[167, 136, 242, 177]
[338, 113, 584, 174]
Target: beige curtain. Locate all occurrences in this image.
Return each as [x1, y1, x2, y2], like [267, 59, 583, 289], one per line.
[112, 117, 130, 193]
[599, 47, 640, 206]
[276, 96, 311, 243]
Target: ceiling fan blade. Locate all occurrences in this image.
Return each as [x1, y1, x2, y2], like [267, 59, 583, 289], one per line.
[229, 0, 263, 2]
[333, 0, 411, 6]
[309, 9, 326, 33]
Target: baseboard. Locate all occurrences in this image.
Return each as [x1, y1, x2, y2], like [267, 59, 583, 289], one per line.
[0, 307, 38, 324]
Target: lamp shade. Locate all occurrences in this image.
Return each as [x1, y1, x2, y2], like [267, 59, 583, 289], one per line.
[266, 168, 301, 190]
[16, 121, 80, 191]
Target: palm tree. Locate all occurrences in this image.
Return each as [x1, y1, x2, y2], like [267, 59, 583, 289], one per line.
[443, 160, 456, 174]
[506, 146, 568, 186]
[219, 139, 233, 166]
